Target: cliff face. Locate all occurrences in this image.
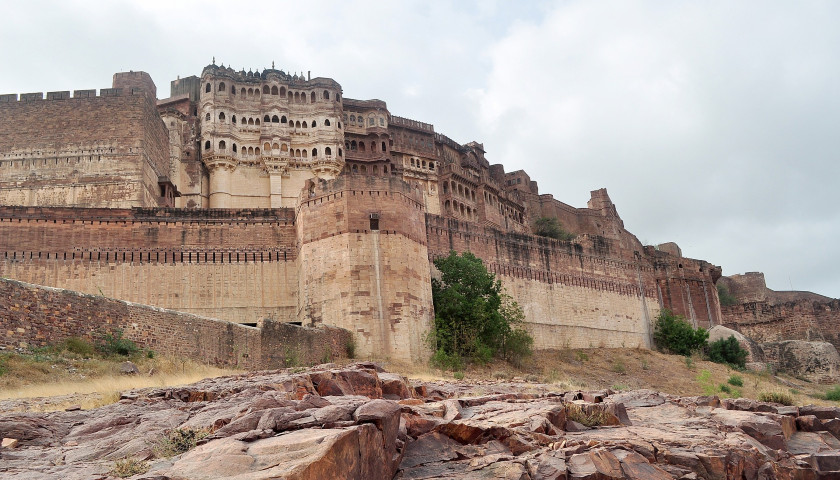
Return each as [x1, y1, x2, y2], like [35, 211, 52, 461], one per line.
[1, 364, 839, 479]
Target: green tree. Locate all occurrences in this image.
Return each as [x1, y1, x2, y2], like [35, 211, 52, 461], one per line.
[708, 335, 748, 368]
[653, 309, 708, 356]
[533, 217, 576, 241]
[430, 251, 533, 366]
[717, 284, 739, 306]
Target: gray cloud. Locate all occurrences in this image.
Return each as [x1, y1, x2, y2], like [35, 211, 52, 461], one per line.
[1, 0, 836, 296]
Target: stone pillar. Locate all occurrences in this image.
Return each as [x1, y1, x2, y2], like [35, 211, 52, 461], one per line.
[206, 157, 236, 208]
[264, 159, 289, 209]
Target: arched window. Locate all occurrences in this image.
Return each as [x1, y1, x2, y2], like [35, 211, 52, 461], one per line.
[264, 142, 271, 151]
[272, 143, 279, 151]
[350, 141, 357, 150]
[429, 162, 434, 170]
[241, 117, 247, 124]
[218, 82, 226, 92]
[379, 117, 384, 126]
[232, 144, 237, 153]
[288, 91, 293, 102]
[324, 119, 331, 126]
[255, 118, 260, 125]
[325, 147, 332, 156]
[255, 89, 260, 98]
[336, 94, 341, 102]
[302, 150, 307, 158]
[411, 158, 415, 166]
[295, 121, 301, 128]
[370, 141, 376, 151]
[350, 115, 356, 123]
[231, 115, 236, 123]
[295, 149, 301, 157]
[369, 116, 375, 126]
[248, 118, 254, 125]
[262, 85, 269, 94]
[360, 165, 366, 173]
[248, 147, 254, 155]
[323, 90, 330, 100]
[359, 142, 366, 152]
[255, 147, 260, 155]
[264, 115, 270, 123]
[312, 148, 317, 157]
[279, 86, 286, 96]
[205, 83, 211, 93]
[352, 165, 358, 173]
[231, 86, 236, 95]
[205, 113, 210, 121]
[219, 140, 226, 150]
[294, 92, 300, 102]
[271, 85, 278, 95]
[280, 115, 287, 123]
[219, 112, 225, 121]
[338, 148, 343, 157]
[310, 92, 316, 103]
[248, 88, 254, 96]
[204, 140, 210, 150]
[373, 166, 378, 174]
[383, 166, 388, 174]
[311, 121, 317, 128]
[240, 87, 246, 95]
[422, 160, 426, 168]
[281, 143, 288, 152]
[272, 115, 279, 123]
[381, 141, 386, 152]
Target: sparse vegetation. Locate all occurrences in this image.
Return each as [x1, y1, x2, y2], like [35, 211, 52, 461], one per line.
[110, 457, 149, 478]
[97, 329, 139, 357]
[611, 359, 626, 374]
[575, 351, 589, 362]
[430, 251, 533, 368]
[708, 335, 748, 369]
[824, 385, 840, 401]
[453, 371, 464, 380]
[345, 337, 357, 359]
[728, 374, 744, 387]
[64, 337, 95, 357]
[153, 428, 210, 458]
[717, 284, 739, 306]
[758, 391, 795, 405]
[653, 309, 708, 356]
[534, 217, 576, 241]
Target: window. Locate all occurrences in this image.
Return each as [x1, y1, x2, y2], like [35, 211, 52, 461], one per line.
[205, 113, 210, 121]
[302, 121, 308, 128]
[338, 148, 343, 157]
[271, 85, 278, 95]
[281, 115, 287, 123]
[311, 92, 316, 103]
[370, 217, 379, 230]
[218, 82, 225, 92]
[312, 121, 317, 128]
[323, 90, 330, 100]
[205, 83, 211, 93]
[263, 86, 269, 94]
[325, 147, 332, 156]
[264, 115, 270, 122]
[241, 87, 246, 95]
[324, 119, 331, 126]
[359, 142, 366, 152]
[369, 116, 375, 126]
[350, 115, 356, 123]
[231, 86, 236, 96]
[381, 141, 386, 152]
[231, 115, 236, 123]
[232, 144, 237, 153]
[255, 118, 260, 125]
[272, 115, 279, 123]
[204, 140, 210, 150]
[218, 112, 225, 121]
[379, 117, 384, 126]
[312, 148, 317, 157]
[219, 140, 226, 149]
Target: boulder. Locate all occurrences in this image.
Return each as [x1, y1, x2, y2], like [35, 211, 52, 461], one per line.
[708, 325, 765, 362]
[119, 361, 140, 375]
[761, 340, 840, 383]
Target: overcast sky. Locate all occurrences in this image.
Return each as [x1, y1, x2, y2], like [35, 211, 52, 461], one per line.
[1, 0, 838, 297]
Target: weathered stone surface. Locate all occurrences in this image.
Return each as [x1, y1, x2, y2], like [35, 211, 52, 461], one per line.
[2, 364, 839, 479]
[119, 360, 140, 375]
[761, 340, 840, 383]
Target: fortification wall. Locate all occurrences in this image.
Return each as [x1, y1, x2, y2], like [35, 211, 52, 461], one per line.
[721, 299, 840, 352]
[0, 88, 169, 208]
[0, 278, 349, 369]
[297, 175, 433, 362]
[0, 207, 298, 323]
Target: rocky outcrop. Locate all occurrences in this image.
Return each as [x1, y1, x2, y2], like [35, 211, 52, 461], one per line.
[0, 363, 839, 479]
[762, 340, 840, 383]
[708, 325, 765, 363]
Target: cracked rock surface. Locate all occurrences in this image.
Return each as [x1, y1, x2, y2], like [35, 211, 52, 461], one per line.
[1, 363, 839, 479]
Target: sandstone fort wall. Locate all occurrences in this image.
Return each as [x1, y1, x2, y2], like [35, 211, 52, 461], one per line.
[0, 278, 350, 369]
[722, 300, 840, 353]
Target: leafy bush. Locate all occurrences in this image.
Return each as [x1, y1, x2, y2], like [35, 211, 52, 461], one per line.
[708, 335, 748, 368]
[534, 217, 576, 241]
[758, 391, 794, 406]
[719, 384, 731, 394]
[653, 309, 709, 356]
[430, 348, 463, 371]
[728, 374, 744, 387]
[153, 428, 210, 458]
[430, 251, 534, 366]
[64, 337, 95, 357]
[717, 284, 739, 306]
[453, 371, 464, 380]
[825, 385, 840, 401]
[97, 329, 139, 357]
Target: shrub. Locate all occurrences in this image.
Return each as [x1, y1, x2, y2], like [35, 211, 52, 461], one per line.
[453, 371, 464, 380]
[758, 391, 794, 406]
[728, 374, 744, 387]
[430, 252, 533, 366]
[825, 385, 840, 401]
[717, 284, 739, 306]
[566, 403, 611, 427]
[64, 337, 95, 357]
[575, 351, 589, 362]
[708, 336, 748, 368]
[534, 217, 576, 241]
[611, 360, 626, 374]
[110, 457, 149, 478]
[345, 337, 356, 359]
[653, 309, 708, 356]
[719, 384, 731, 394]
[430, 348, 463, 371]
[153, 428, 210, 458]
[97, 329, 139, 356]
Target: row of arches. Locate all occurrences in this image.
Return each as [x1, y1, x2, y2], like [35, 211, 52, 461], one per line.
[205, 112, 337, 129]
[442, 180, 476, 202]
[344, 163, 390, 175]
[206, 82, 341, 103]
[345, 140, 387, 153]
[203, 140, 342, 159]
[345, 114, 385, 128]
[444, 200, 477, 221]
[408, 157, 435, 171]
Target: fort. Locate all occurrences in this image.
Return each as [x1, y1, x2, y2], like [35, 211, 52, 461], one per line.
[1, 63, 727, 363]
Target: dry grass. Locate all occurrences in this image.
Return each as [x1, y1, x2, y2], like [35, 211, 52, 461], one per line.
[0, 351, 235, 411]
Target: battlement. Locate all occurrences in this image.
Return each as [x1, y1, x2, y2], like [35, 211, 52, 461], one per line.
[434, 132, 464, 152]
[390, 115, 434, 133]
[200, 63, 341, 89]
[0, 88, 150, 103]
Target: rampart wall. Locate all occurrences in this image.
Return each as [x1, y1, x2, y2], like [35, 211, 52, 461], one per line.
[721, 300, 840, 352]
[0, 88, 169, 208]
[0, 278, 350, 369]
[0, 207, 298, 323]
